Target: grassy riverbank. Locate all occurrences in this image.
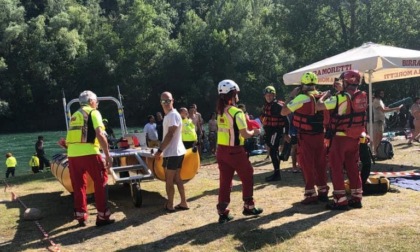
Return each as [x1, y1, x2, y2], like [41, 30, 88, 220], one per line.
[1, 138, 419, 251]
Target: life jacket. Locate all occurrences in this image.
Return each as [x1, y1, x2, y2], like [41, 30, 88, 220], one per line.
[182, 118, 197, 142]
[260, 100, 287, 127]
[292, 94, 324, 134]
[29, 155, 40, 167]
[217, 106, 245, 146]
[329, 90, 368, 139]
[66, 107, 96, 144]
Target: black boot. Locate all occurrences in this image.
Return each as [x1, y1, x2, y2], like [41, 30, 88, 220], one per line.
[265, 170, 281, 182]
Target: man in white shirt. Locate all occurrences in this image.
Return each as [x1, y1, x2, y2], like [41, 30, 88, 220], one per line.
[144, 115, 159, 147]
[154, 92, 188, 212]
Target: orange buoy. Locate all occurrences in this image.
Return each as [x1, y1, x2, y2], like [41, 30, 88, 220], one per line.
[150, 148, 200, 182]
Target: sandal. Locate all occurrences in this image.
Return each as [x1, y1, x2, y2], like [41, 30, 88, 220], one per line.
[164, 202, 176, 213]
[174, 204, 190, 211]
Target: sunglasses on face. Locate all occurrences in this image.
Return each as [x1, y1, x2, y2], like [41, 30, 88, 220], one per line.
[160, 99, 172, 105]
[264, 89, 275, 94]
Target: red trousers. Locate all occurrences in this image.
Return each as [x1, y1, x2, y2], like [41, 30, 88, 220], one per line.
[297, 133, 328, 192]
[68, 154, 109, 220]
[329, 136, 362, 198]
[216, 145, 254, 212]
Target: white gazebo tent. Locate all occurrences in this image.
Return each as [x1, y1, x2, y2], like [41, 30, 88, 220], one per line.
[283, 42, 420, 149]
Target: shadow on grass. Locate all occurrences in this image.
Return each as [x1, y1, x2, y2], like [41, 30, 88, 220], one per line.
[115, 205, 343, 251]
[0, 162, 316, 251]
[251, 158, 273, 168]
[0, 187, 172, 251]
[1, 170, 57, 184]
[394, 143, 411, 149]
[2, 151, 417, 251]
[0, 172, 170, 251]
[113, 158, 414, 251]
[0, 190, 74, 251]
[186, 167, 307, 204]
[2, 188, 340, 251]
[253, 169, 305, 189]
[370, 162, 419, 172]
[45, 185, 171, 247]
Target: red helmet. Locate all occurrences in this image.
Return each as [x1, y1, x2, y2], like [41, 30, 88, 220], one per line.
[341, 70, 361, 85]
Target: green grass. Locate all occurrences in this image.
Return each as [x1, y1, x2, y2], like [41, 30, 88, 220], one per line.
[0, 137, 419, 251]
[0, 131, 66, 178]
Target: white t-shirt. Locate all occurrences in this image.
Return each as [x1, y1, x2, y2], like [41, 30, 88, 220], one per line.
[162, 109, 186, 157]
[144, 123, 158, 141]
[372, 98, 385, 122]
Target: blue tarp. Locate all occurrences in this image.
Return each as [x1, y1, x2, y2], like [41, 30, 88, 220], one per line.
[389, 176, 420, 192]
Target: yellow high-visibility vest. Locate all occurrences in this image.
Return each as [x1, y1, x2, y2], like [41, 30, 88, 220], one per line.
[29, 155, 39, 167]
[217, 106, 246, 146]
[182, 118, 197, 142]
[6, 156, 17, 168]
[66, 106, 104, 157]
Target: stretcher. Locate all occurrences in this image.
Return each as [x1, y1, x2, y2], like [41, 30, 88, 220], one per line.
[51, 92, 200, 207]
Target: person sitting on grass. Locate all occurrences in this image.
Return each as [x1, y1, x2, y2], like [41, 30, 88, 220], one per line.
[29, 153, 40, 173]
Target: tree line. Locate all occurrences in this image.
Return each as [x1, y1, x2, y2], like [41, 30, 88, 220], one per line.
[1, 0, 419, 132]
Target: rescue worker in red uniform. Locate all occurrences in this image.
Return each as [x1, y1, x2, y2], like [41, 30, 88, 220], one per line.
[316, 70, 368, 210]
[331, 77, 372, 187]
[216, 79, 263, 223]
[281, 72, 329, 204]
[260, 86, 290, 182]
[66, 90, 114, 226]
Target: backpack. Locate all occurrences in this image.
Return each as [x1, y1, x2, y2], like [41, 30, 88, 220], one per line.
[376, 140, 394, 160]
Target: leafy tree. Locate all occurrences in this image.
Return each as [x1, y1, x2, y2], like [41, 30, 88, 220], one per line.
[109, 0, 178, 124]
[0, 0, 419, 132]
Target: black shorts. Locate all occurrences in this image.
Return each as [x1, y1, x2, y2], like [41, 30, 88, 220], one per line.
[163, 155, 185, 170]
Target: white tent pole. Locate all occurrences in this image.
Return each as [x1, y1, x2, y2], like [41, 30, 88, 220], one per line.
[368, 70, 374, 151]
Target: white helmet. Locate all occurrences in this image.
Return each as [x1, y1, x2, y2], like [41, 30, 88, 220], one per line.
[217, 79, 240, 94]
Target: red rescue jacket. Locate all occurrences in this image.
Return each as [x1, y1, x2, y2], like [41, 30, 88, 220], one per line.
[329, 90, 368, 139]
[292, 94, 324, 134]
[260, 100, 288, 128]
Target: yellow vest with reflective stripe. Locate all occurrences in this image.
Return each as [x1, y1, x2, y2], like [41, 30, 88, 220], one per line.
[182, 118, 197, 142]
[6, 157, 17, 168]
[217, 106, 246, 146]
[66, 106, 103, 157]
[29, 155, 39, 167]
[66, 107, 93, 144]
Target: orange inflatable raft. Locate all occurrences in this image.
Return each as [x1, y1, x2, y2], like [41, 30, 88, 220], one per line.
[150, 147, 200, 182]
[50, 153, 95, 194]
[50, 148, 200, 194]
